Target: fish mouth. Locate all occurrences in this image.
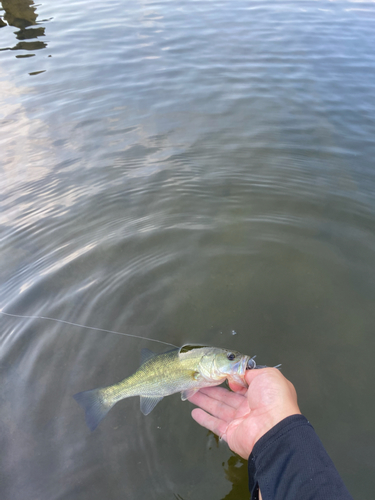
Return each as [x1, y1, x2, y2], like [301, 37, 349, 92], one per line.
[237, 355, 252, 376]
[246, 355, 257, 370]
[227, 356, 250, 387]
[246, 356, 280, 370]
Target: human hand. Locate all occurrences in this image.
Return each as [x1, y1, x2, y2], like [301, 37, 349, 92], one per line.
[188, 368, 301, 460]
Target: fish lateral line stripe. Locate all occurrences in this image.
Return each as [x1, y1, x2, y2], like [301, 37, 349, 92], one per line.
[0, 310, 179, 348]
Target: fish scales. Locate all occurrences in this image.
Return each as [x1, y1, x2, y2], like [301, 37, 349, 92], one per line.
[106, 349, 199, 401]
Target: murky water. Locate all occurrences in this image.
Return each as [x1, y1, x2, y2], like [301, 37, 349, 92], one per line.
[1, 0, 375, 498]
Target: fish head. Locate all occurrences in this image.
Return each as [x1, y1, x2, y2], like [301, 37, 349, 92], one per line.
[190, 346, 251, 388]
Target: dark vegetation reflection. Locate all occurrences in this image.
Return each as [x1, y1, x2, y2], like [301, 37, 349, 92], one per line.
[0, 0, 46, 55]
[222, 455, 249, 500]
[208, 431, 249, 499]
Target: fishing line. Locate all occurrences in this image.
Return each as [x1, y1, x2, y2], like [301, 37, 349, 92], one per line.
[0, 310, 179, 348]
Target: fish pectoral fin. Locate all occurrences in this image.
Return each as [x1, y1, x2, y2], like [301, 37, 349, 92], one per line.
[140, 396, 164, 415]
[181, 388, 199, 401]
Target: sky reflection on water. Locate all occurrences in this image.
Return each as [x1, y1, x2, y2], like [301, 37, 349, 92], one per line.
[1, 1, 375, 499]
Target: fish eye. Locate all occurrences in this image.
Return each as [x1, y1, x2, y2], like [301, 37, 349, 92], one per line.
[227, 352, 236, 361]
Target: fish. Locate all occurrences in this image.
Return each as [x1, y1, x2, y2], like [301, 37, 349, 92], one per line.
[73, 344, 258, 431]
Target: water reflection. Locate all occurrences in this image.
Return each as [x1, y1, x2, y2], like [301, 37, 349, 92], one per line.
[221, 455, 249, 500]
[208, 431, 250, 499]
[0, 0, 374, 498]
[0, 0, 46, 55]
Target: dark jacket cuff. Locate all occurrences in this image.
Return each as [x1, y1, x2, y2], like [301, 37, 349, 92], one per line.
[248, 414, 353, 500]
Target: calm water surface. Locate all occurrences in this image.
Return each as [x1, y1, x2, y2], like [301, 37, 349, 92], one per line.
[1, 0, 375, 498]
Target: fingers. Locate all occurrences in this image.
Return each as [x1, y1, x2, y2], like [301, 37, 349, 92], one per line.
[244, 367, 292, 394]
[189, 387, 245, 422]
[198, 386, 245, 408]
[190, 408, 229, 441]
[245, 366, 277, 385]
[244, 367, 301, 426]
[228, 380, 248, 394]
[188, 391, 235, 422]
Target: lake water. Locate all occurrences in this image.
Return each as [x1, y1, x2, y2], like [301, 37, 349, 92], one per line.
[1, 0, 375, 498]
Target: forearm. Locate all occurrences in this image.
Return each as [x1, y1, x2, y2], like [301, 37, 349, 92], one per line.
[248, 415, 353, 500]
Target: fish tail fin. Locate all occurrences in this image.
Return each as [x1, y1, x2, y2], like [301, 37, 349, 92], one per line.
[73, 388, 115, 431]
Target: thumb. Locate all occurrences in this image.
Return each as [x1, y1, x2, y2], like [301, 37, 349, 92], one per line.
[245, 366, 279, 385]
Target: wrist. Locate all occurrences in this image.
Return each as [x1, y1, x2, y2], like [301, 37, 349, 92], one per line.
[253, 408, 301, 445]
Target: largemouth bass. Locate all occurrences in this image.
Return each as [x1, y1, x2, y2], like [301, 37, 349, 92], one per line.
[73, 344, 258, 431]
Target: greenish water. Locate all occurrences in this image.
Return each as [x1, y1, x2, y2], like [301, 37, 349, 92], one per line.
[1, 0, 375, 498]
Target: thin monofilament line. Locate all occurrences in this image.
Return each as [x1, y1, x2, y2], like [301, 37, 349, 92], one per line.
[0, 310, 179, 348]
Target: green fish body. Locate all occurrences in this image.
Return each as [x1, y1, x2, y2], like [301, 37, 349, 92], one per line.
[74, 345, 253, 431]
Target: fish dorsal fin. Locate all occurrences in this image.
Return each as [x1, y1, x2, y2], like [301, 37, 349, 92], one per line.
[179, 344, 209, 355]
[179, 344, 216, 361]
[140, 348, 156, 365]
[140, 396, 164, 415]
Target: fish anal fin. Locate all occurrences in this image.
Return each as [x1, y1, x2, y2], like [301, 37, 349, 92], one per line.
[140, 396, 164, 415]
[181, 388, 199, 401]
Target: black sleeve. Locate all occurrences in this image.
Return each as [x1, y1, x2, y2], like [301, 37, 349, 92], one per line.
[248, 414, 354, 500]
